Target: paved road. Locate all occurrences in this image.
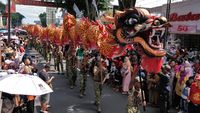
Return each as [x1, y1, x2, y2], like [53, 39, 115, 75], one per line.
[27, 49, 176, 113]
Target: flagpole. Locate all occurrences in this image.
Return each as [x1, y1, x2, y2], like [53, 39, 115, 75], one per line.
[0, 39, 2, 113]
[0, 41, 2, 112]
[8, 0, 11, 45]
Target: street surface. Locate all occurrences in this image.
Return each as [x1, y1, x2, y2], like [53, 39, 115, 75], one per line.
[27, 49, 175, 113]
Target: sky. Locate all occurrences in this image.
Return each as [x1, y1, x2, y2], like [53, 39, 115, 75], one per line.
[1, 0, 183, 24]
[1, 0, 46, 24]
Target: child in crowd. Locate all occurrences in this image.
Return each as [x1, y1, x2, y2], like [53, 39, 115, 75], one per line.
[178, 80, 192, 113]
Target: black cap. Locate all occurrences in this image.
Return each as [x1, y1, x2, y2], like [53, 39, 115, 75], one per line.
[44, 64, 50, 69]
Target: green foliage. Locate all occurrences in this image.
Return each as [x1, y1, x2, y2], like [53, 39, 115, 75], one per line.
[119, 0, 136, 10]
[0, 2, 6, 26]
[0, 2, 25, 27]
[39, 12, 47, 27]
[12, 13, 25, 27]
[97, 0, 112, 11]
[0, 1, 6, 13]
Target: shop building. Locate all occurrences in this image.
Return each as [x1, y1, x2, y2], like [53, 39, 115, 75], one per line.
[148, 0, 200, 49]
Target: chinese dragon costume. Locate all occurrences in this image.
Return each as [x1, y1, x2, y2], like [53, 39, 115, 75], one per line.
[24, 7, 170, 74]
[62, 8, 170, 73]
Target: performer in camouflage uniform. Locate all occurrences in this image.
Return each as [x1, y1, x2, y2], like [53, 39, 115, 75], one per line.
[45, 42, 53, 63]
[68, 48, 77, 89]
[64, 44, 70, 78]
[79, 54, 89, 98]
[76, 44, 84, 69]
[56, 46, 64, 73]
[52, 44, 57, 70]
[44, 42, 48, 62]
[126, 76, 146, 113]
[93, 60, 107, 112]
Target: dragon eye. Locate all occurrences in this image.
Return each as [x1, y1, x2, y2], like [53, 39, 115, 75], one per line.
[125, 18, 138, 25]
[160, 17, 167, 23]
[153, 20, 160, 26]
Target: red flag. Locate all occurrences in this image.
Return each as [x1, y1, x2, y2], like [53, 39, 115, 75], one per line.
[6, 0, 16, 13]
[141, 55, 163, 73]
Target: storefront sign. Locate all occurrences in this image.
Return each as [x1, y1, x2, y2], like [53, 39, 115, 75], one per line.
[169, 24, 197, 33]
[170, 12, 200, 21]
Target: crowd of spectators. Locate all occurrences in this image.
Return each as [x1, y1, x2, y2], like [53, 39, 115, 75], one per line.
[1, 32, 200, 113]
[1, 36, 52, 113]
[85, 47, 200, 113]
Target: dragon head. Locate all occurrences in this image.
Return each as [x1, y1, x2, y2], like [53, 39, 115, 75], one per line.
[114, 8, 170, 57]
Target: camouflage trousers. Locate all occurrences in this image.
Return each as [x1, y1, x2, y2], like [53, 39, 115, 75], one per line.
[45, 52, 52, 63]
[94, 82, 102, 106]
[126, 106, 140, 113]
[68, 67, 77, 87]
[54, 57, 57, 70]
[65, 61, 69, 78]
[37, 45, 42, 54]
[126, 88, 140, 113]
[56, 60, 63, 73]
[41, 48, 46, 58]
[79, 73, 87, 94]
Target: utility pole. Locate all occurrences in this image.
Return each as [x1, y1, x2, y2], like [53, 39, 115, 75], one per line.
[8, 0, 11, 45]
[166, 0, 171, 20]
[164, 0, 171, 49]
[85, 0, 90, 17]
[52, 10, 54, 24]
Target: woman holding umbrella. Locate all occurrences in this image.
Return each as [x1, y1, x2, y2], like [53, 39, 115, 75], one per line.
[18, 58, 35, 113]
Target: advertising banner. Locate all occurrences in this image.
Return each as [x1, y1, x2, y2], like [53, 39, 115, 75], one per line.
[169, 24, 197, 34]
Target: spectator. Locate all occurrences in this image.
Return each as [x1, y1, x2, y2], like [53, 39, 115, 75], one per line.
[19, 58, 35, 113]
[193, 59, 200, 74]
[184, 61, 194, 77]
[175, 65, 189, 109]
[121, 57, 132, 94]
[38, 64, 54, 113]
[178, 80, 192, 113]
[126, 76, 146, 113]
[158, 65, 171, 113]
[188, 74, 200, 113]
[147, 73, 160, 106]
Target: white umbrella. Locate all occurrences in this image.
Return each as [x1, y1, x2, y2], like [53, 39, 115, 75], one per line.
[0, 72, 8, 78]
[0, 74, 53, 95]
[4, 60, 15, 65]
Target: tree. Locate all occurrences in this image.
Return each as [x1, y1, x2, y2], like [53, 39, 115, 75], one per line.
[87, 0, 113, 20]
[39, 12, 47, 27]
[12, 12, 25, 27]
[0, 1, 6, 26]
[0, 1, 6, 13]
[0, 2, 25, 27]
[118, 0, 136, 10]
[55, 0, 113, 19]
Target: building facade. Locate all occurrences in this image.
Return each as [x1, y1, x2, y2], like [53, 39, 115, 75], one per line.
[0, 12, 3, 28]
[148, 0, 200, 49]
[45, 0, 56, 25]
[46, 7, 56, 25]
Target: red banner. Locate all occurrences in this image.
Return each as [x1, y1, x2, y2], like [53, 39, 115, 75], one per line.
[170, 12, 200, 22]
[169, 24, 197, 33]
[14, 0, 65, 8]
